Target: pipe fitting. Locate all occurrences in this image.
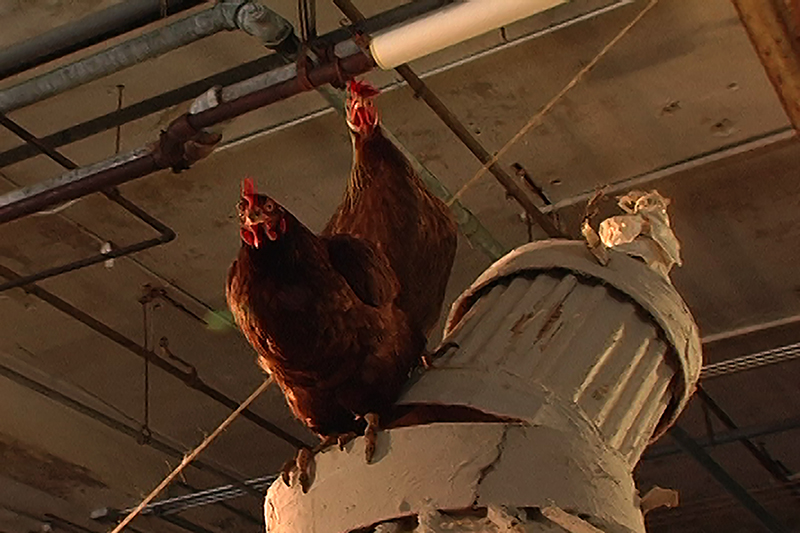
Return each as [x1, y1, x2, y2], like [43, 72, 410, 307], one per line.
[233, 1, 295, 48]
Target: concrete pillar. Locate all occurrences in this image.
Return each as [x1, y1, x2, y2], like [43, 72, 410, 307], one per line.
[266, 240, 702, 533]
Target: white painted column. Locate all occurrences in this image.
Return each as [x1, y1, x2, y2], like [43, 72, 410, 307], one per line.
[266, 240, 702, 533]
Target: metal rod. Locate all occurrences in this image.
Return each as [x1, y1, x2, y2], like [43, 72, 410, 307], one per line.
[0, 1, 453, 171]
[539, 127, 795, 214]
[669, 425, 790, 533]
[696, 386, 793, 483]
[645, 417, 800, 459]
[702, 340, 800, 379]
[0, 263, 309, 449]
[175, 481, 261, 526]
[0, 115, 176, 293]
[124, 475, 277, 517]
[0, 361, 262, 499]
[332, 0, 563, 238]
[0, 48, 374, 225]
[0, 0, 206, 80]
[0, 1, 293, 114]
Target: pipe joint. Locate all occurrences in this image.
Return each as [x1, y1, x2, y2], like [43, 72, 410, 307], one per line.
[153, 114, 222, 173]
[232, 1, 295, 48]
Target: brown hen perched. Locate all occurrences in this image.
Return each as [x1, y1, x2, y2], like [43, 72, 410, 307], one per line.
[323, 80, 458, 337]
[227, 179, 425, 491]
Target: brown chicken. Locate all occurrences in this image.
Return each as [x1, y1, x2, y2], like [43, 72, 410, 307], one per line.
[323, 80, 458, 338]
[226, 179, 424, 491]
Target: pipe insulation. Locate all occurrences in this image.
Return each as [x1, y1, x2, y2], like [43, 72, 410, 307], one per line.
[369, 0, 568, 69]
[0, 0, 293, 114]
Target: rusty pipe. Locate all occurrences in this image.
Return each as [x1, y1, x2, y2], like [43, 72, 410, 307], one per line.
[0, 47, 374, 225]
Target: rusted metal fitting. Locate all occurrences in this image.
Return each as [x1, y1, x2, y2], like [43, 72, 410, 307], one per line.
[152, 114, 222, 173]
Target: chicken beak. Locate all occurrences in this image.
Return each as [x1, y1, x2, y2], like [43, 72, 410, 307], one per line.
[347, 99, 377, 133]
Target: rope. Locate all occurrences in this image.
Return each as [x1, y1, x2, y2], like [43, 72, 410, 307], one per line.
[109, 378, 273, 533]
[447, 0, 659, 207]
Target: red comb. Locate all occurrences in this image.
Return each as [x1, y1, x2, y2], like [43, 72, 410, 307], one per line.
[348, 79, 380, 98]
[242, 178, 256, 196]
[241, 178, 256, 208]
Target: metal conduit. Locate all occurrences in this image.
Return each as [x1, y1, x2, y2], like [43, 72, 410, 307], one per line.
[0, 0, 207, 80]
[0, 1, 629, 172]
[0, 0, 294, 114]
[0, 115, 176, 293]
[702, 341, 800, 379]
[669, 426, 790, 533]
[119, 476, 277, 517]
[0, 42, 373, 224]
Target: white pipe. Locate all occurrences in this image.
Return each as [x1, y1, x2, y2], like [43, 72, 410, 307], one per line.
[369, 0, 568, 70]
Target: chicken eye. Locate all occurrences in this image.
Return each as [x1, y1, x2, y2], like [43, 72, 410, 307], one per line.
[264, 203, 274, 212]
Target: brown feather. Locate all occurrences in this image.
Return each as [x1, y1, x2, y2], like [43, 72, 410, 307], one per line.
[323, 124, 458, 336]
[227, 200, 424, 437]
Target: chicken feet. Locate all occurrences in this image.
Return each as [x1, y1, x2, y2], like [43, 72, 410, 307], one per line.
[280, 432, 359, 493]
[280, 447, 314, 493]
[363, 412, 380, 463]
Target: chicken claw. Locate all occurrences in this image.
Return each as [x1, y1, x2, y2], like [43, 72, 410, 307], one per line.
[364, 412, 380, 463]
[337, 432, 357, 450]
[280, 447, 314, 493]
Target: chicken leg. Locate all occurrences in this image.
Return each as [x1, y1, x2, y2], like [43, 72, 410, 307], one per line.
[280, 447, 314, 493]
[363, 412, 380, 463]
[280, 432, 359, 493]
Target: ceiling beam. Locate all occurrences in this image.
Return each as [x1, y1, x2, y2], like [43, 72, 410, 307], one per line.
[731, 0, 800, 131]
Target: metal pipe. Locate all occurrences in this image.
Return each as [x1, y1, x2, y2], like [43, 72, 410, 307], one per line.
[0, 115, 176, 293]
[175, 481, 261, 526]
[696, 387, 793, 483]
[0, 54, 286, 170]
[333, 0, 563, 238]
[0, 0, 294, 114]
[0, 0, 630, 171]
[669, 425, 790, 533]
[645, 416, 800, 459]
[0, 263, 310, 449]
[0, 361, 262, 499]
[702, 341, 800, 379]
[122, 476, 277, 517]
[368, 0, 566, 69]
[540, 127, 796, 214]
[0, 45, 374, 224]
[0, 0, 206, 81]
